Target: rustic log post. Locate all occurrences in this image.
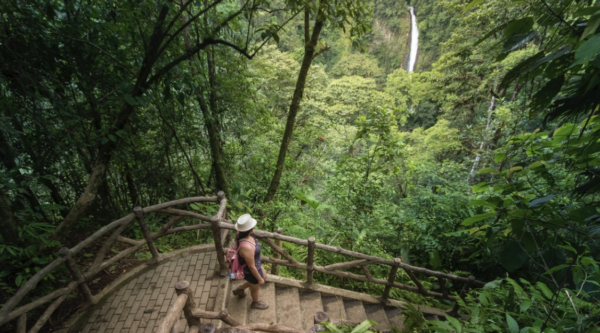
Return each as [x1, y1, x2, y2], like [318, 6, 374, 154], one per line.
[306, 237, 316, 284]
[382, 258, 401, 301]
[157, 293, 188, 333]
[16, 313, 25, 333]
[201, 323, 215, 333]
[438, 277, 448, 299]
[314, 311, 329, 324]
[212, 192, 228, 276]
[447, 275, 475, 317]
[405, 269, 427, 295]
[58, 247, 97, 304]
[134, 207, 160, 264]
[176, 280, 201, 328]
[271, 227, 283, 276]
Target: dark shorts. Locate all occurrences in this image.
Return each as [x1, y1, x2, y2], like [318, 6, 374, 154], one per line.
[243, 266, 264, 284]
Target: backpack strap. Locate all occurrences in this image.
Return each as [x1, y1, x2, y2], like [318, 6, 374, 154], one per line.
[238, 240, 256, 250]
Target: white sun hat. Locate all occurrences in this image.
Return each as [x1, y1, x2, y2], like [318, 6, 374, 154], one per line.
[235, 213, 257, 232]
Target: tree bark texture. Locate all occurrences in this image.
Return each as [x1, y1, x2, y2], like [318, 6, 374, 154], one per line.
[0, 187, 18, 241]
[263, 2, 326, 203]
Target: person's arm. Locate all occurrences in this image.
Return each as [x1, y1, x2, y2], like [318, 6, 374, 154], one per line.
[240, 243, 265, 285]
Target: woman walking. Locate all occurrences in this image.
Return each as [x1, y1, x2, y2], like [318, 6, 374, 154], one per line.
[231, 214, 269, 310]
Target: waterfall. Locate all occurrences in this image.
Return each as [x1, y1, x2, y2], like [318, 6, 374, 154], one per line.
[407, 6, 419, 73]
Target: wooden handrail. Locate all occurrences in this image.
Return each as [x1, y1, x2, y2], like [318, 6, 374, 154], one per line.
[0, 195, 225, 328]
[217, 221, 485, 287]
[216, 218, 487, 315]
[1, 191, 485, 329]
[156, 280, 364, 333]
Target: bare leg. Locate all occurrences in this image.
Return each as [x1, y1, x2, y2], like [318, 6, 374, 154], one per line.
[237, 281, 252, 290]
[249, 283, 260, 302]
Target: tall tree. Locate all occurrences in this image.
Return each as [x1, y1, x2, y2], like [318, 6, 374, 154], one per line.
[264, 0, 371, 203]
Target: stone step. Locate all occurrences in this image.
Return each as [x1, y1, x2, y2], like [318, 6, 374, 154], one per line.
[299, 290, 323, 331]
[385, 307, 405, 331]
[224, 280, 251, 326]
[321, 295, 346, 321]
[364, 303, 391, 331]
[275, 287, 303, 329]
[344, 299, 367, 323]
[247, 282, 277, 325]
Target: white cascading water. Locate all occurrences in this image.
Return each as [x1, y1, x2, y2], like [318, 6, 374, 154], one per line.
[407, 6, 419, 73]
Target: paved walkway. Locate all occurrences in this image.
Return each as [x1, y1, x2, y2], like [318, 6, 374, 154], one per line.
[79, 249, 220, 333]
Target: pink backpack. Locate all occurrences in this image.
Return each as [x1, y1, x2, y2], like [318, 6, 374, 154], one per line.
[226, 243, 246, 279]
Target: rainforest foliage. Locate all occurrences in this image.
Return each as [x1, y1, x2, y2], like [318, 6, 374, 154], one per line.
[1, 0, 599, 331]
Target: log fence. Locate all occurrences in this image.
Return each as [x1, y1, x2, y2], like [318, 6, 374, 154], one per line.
[156, 280, 356, 333]
[0, 192, 484, 332]
[215, 221, 485, 308]
[0, 194, 227, 331]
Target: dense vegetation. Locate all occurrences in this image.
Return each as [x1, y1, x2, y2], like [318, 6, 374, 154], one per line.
[1, 0, 599, 332]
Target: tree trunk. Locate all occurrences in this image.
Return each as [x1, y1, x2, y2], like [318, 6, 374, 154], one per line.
[0, 187, 18, 241]
[206, 47, 229, 196]
[51, 5, 180, 239]
[263, 3, 326, 203]
[197, 89, 228, 197]
[125, 167, 139, 207]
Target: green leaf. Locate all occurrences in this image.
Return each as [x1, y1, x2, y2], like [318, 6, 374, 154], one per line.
[499, 51, 545, 90]
[427, 321, 453, 333]
[445, 316, 462, 333]
[574, 34, 600, 65]
[494, 153, 506, 163]
[528, 195, 555, 207]
[535, 282, 553, 299]
[520, 302, 532, 313]
[472, 182, 490, 193]
[500, 31, 536, 56]
[468, 200, 497, 209]
[474, 22, 508, 47]
[462, 212, 496, 226]
[554, 123, 576, 137]
[504, 17, 534, 39]
[506, 313, 519, 333]
[477, 168, 498, 174]
[429, 249, 441, 269]
[350, 320, 376, 333]
[483, 279, 502, 289]
[543, 264, 569, 275]
[119, 81, 134, 94]
[581, 256, 598, 266]
[582, 11, 600, 40]
[464, 0, 485, 11]
[124, 94, 138, 106]
[530, 76, 564, 111]
[323, 322, 343, 333]
[499, 242, 528, 272]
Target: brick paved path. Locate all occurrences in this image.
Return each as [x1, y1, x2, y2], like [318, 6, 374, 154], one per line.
[78, 249, 220, 333]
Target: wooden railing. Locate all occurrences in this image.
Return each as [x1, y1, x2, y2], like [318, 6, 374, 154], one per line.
[0, 193, 229, 330]
[156, 280, 360, 333]
[0, 191, 484, 331]
[213, 219, 486, 317]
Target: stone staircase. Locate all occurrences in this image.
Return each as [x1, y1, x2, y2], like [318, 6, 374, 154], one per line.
[222, 280, 404, 331]
[212, 274, 447, 332]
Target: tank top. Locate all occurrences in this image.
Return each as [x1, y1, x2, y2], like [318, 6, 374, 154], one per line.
[238, 236, 262, 270]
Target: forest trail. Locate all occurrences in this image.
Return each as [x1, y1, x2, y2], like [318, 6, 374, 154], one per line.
[75, 245, 451, 333]
[77, 250, 222, 333]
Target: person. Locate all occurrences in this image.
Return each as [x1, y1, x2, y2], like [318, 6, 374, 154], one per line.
[231, 213, 269, 310]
